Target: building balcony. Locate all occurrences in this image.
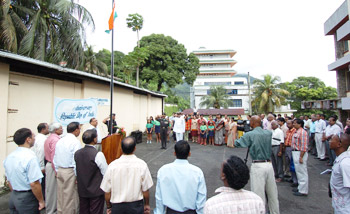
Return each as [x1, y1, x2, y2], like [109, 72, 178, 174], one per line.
[324, 0, 349, 36]
[328, 53, 350, 71]
[193, 49, 237, 58]
[199, 59, 237, 67]
[337, 20, 350, 41]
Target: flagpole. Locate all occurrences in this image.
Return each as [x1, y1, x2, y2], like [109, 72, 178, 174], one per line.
[109, 0, 115, 135]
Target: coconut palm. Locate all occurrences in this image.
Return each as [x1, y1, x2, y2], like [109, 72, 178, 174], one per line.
[252, 74, 290, 113]
[0, 0, 94, 69]
[83, 46, 108, 76]
[200, 85, 233, 109]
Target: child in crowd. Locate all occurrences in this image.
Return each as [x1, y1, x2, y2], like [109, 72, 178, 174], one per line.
[208, 121, 215, 145]
[200, 121, 207, 146]
[146, 119, 153, 144]
[153, 116, 161, 143]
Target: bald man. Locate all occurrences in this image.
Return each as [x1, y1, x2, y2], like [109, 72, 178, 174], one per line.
[235, 116, 280, 214]
[329, 134, 350, 213]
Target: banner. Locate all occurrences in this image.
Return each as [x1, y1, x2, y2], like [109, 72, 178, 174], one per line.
[54, 98, 98, 126]
[91, 98, 110, 106]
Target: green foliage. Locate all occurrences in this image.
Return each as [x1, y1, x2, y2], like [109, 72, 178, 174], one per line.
[163, 88, 190, 111]
[126, 13, 143, 32]
[139, 34, 200, 91]
[0, 0, 95, 69]
[83, 46, 108, 76]
[164, 106, 179, 116]
[95, 49, 125, 78]
[252, 74, 290, 114]
[279, 76, 338, 116]
[200, 85, 233, 109]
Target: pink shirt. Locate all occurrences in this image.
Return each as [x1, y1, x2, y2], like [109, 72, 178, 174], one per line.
[44, 133, 60, 170]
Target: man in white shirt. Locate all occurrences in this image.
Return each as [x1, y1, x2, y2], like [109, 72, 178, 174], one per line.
[173, 113, 186, 142]
[204, 155, 265, 214]
[323, 116, 341, 166]
[32, 123, 49, 198]
[53, 122, 81, 214]
[329, 133, 350, 214]
[32, 123, 49, 173]
[271, 121, 284, 182]
[100, 136, 153, 214]
[87, 118, 103, 151]
[315, 114, 327, 160]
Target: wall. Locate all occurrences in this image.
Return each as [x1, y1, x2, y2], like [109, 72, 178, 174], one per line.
[0, 63, 9, 186]
[0, 69, 164, 186]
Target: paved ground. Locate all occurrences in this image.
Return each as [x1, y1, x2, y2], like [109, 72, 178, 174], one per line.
[0, 135, 334, 214]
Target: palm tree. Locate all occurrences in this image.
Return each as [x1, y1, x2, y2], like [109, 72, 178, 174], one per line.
[83, 46, 108, 76]
[126, 13, 143, 87]
[252, 74, 290, 113]
[200, 86, 233, 109]
[0, 0, 95, 69]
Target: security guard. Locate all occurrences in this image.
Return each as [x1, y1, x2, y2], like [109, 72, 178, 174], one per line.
[160, 113, 170, 149]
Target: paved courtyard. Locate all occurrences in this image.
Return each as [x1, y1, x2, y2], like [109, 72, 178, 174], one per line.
[0, 136, 333, 214]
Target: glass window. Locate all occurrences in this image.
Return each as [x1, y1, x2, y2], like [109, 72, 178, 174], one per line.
[229, 99, 242, 107]
[234, 81, 244, 85]
[227, 89, 238, 95]
[204, 82, 231, 86]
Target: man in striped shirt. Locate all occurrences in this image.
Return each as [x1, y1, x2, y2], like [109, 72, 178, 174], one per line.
[291, 119, 309, 196]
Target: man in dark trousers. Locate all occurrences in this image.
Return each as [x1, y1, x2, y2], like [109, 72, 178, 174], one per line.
[160, 113, 170, 149]
[75, 129, 108, 214]
[4, 128, 45, 213]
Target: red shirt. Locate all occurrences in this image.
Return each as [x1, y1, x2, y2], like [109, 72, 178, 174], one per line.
[285, 128, 296, 147]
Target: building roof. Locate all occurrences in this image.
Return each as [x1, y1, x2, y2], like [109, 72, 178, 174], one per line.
[0, 51, 166, 98]
[182, 108, 245, 115]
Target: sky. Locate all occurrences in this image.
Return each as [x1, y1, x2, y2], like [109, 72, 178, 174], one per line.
[80, 0, 346, 87]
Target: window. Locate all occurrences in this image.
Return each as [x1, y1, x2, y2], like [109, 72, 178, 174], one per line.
[229, 99, 242, 107]
[204, 82, 231, 86]
[234, 81, 244, 85]
[227, 89, 238, 95]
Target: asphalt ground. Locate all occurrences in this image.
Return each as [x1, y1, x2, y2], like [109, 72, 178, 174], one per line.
[0, 134, 334, 214]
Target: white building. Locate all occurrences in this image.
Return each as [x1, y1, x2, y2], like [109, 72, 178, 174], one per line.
[192, 47, 250, 113]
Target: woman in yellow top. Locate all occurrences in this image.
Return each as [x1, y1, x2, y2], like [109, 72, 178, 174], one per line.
[237, 115, 244, 139]
[191, 115, 198, 143]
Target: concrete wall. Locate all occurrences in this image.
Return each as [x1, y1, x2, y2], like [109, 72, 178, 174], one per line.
[0, 63, 9, 186]
[0, 69, 163, 186]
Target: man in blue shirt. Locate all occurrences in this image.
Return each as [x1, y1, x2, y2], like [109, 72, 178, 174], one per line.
[154, 140, 207, 214]
[3, 128, 45, 214]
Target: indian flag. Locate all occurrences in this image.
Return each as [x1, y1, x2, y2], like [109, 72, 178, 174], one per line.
[105, 3, 118, 33]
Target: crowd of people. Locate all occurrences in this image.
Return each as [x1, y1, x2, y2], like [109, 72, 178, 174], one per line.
[4, 120, 266, 214]
[145, 112, 251, 148]
[3, 111, 350, 214]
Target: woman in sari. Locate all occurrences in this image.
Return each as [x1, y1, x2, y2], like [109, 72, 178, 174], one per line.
[215, 114, 225, 145]
[227, 117, 237, 148]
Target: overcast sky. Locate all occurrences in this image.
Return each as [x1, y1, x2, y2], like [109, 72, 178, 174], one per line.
[80, 0, 345, 87]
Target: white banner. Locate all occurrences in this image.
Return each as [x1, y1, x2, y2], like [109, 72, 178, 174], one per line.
[91, 98, 110, 106]
[54, 98, 98, 126]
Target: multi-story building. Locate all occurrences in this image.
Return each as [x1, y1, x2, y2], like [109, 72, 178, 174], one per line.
[191, 47, 250, 113]
[302, 0, 350, 123]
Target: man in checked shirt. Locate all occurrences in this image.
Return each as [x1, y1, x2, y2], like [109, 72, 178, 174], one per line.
[291, 119, 309, 196]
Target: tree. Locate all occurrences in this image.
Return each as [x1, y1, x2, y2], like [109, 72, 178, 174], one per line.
[252, 74, 290, 113]
[95, 49, 125, 77]
[139, 34, 200, 91]
[126, 13, 143, 87]
[200, 86, 233, 109]
[280, 76, 338, 116]
[0, 0, 94, 69]
[83, 46, 107, 76]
